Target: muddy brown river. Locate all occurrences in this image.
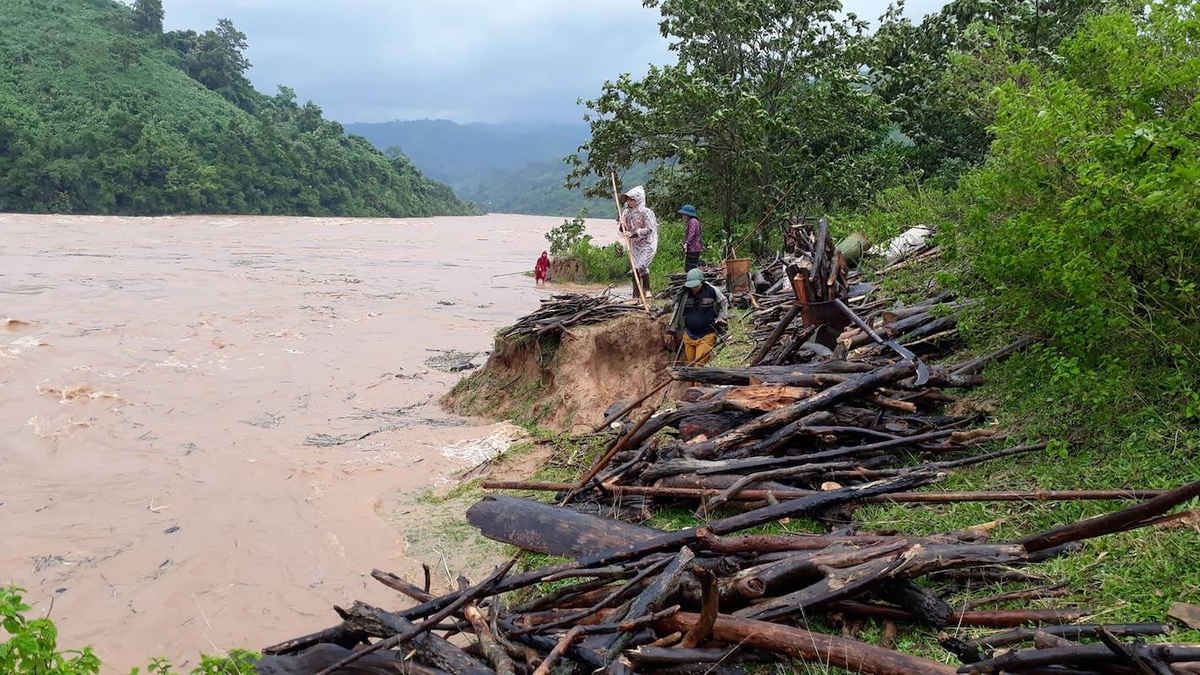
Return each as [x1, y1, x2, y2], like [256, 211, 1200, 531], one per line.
[0, 213, 615, 672]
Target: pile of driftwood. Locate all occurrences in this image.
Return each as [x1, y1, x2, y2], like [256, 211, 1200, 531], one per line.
[500, 294, 642, 339]
[258, 220, 1199, 674]
[258, 479, 1200, 674]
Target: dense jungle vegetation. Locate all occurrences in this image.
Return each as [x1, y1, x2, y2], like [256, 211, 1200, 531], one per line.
[0, 0, 473, 216]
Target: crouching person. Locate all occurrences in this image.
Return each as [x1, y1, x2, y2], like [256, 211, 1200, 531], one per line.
[667, 268, 728, 365]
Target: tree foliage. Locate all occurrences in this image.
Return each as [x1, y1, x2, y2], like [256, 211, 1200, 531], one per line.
[0, 0, 473, 217]
[948, 2, 1200, 377]
[132, 0, 162, 34]
[867, 0, 1131, 180]
[568, 0, 900, 252]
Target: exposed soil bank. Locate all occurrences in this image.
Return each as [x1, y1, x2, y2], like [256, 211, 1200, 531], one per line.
[0, 212, 614, 673]
[443, 313, 672, 432]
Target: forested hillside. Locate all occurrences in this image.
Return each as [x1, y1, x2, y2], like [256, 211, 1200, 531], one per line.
[0, 0, 474, 216]
[346, 119, 629, 216]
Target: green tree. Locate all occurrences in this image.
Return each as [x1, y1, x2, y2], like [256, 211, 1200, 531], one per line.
[867, 0, 1129, 180]
[132, 0, 163, 34]
[947, 1, 1200, 382]
[568, 0, 897, 253]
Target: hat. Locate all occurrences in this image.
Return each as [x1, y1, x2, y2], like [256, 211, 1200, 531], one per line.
[677, 204, 699, 218]
[684, 268, 704, 288]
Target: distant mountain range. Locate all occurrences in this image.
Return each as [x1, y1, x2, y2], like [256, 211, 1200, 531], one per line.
[345, 119, 617, 216]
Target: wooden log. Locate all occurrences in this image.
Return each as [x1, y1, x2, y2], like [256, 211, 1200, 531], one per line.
[626, 646, 754, 666]
[483, 480, 1162, 505]
[564, 407, 655, 504]
[466, 495, 662, 557]
[335, 601, 493, 675]
[955, 624, 1171, 658]
[605, 547, 695, 656]
[317, 561, 515, 675]
[962, 582, 1070, 610]
[949, 336, 1038, 376]
[401, 475, 930, 626]
[1017, 479, 1200, 552]
[256, 643, 448, 675]
[655, 611, 957, 675]
[261, 624, 366, 656]
[831, 601, 1088, 628]
[684, 362, 918, 459]
[960, 644, 1200, 673]
[878, 579, 953, 627]
[669, 365, 852, 387]
[740, 543, 1026, 621]
[461, 600, 515, 675]
[509, 559, 666, 636]
[750, 305, 802, 366]
[680, 569, 719, 648]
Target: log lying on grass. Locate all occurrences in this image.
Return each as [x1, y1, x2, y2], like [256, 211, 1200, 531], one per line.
[264, 479, 1200, 675]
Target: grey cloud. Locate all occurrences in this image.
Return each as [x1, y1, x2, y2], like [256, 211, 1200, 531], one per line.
[163, 0, 946, 125]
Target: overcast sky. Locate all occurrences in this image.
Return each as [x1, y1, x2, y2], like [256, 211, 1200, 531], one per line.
[163, 0, 947, 126]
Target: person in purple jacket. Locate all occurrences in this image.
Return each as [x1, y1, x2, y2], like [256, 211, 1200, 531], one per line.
[678, 204, 702, 271]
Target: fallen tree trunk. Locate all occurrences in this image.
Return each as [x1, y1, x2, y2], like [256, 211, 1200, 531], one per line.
[466, 495, 662, 557]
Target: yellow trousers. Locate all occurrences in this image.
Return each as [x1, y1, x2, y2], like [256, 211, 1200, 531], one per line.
[682, 332, 716, 366]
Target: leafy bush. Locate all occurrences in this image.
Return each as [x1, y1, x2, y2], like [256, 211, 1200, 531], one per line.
[947, 2, 1200, 400]
[1, 587, 100, 674]
[545, 212, 591, 256]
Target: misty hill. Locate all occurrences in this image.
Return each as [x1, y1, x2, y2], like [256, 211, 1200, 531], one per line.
[0, 0, 472, 217]
[345, 119, 616, 216]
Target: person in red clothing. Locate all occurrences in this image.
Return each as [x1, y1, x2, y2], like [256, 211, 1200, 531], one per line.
[534, 251, 551, 285]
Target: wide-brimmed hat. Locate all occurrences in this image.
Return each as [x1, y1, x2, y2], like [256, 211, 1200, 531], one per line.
[677, 204, 699, 218]
[684, 268, 704, 288]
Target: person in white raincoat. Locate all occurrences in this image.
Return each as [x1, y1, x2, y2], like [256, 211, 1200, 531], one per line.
[619, 185, 658, 298]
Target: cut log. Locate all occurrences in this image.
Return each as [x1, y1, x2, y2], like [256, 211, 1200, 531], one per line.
[466, 495, 662, 557]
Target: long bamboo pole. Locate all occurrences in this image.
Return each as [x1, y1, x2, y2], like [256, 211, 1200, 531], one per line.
[481, 480, 1167, 504]
[612, 173, 651, 311]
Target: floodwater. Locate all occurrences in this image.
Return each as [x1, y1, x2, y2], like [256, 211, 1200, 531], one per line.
[0, 213, 614, 673]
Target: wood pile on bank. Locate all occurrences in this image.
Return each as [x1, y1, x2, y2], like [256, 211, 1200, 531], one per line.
[258, 478, 1200, 674]
[500, 294, 642, 339]
[259, 221, 1200, 674]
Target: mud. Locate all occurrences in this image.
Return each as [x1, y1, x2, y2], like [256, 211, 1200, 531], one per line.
[444, 313, 673, 432]
[0, 212, 613, 672]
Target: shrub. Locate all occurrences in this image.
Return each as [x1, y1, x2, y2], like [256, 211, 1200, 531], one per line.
[945, 2, 1200, 409]
[1, 587, 100, 675]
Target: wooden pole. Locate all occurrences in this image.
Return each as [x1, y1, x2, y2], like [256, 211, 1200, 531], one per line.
[481, 481, 1166, 505]
[612, 173, 651, 311]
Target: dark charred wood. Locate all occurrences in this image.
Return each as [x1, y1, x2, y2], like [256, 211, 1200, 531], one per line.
[255, 643, 450, 675]
[335, 602, 493, 675]
[878, 579, 953, 627]
[959, 644, 1200, 673]
[466, 495, 662, 557]
[261, 624, 368, 657]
